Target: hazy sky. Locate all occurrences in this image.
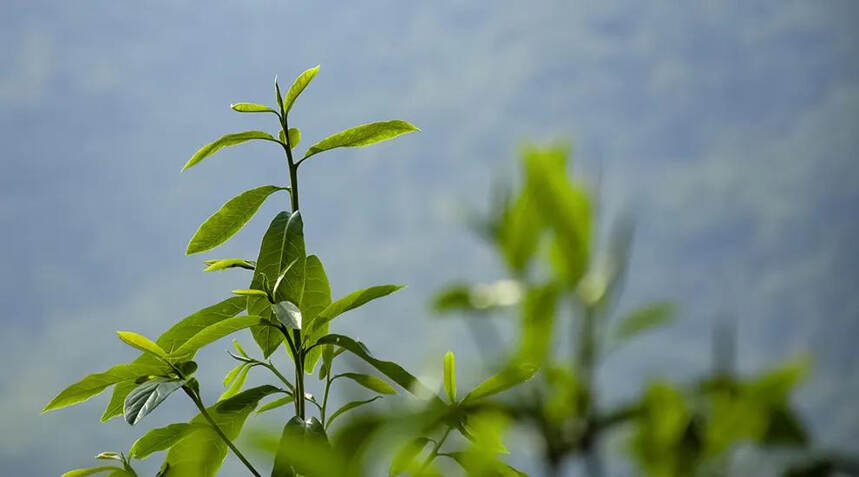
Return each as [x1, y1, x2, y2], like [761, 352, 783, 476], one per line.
[1, 1, 857, 475]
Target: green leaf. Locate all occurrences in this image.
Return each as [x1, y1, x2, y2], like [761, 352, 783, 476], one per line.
[326, 396, 383, 430]
[256, 395, 295, 414]
[130, 422, 205, 459]
[182, 131, 276, 171]
[314, 334, 432, 398]
[336, 372, 396, 395]
[299, 255, 332, 373]
[124, 378, 185, 425]
[186, 185, 286, 255]
[272, 300, 302, 330]
[248, 211, 306, 357]
[283, 65, 319, 114]
[272, 416, 335, 477]
[61, 467, 120, 477]
[117, 331, 169, 360]
[389, 437, 430, 476]
[95, 452, 122, 461]
[43, 362, 169, 412]
[102, 297, 247, 421]
[280, 127, 301, 148]
[523, 145, 591, 285]
[444, 351, 457, 403]
[170, 315, 262, 359]
[614, 302, 677, 341]
[232, 289, 269, 298]
[162, 385, 280, 477]
[310, 284, 404, 333]
[222, 363, 245, 387]
[302, 120, 419, 160]
[219, 363, 252, 401]
[203, 258, 255, 272]
[230, 102, 276, 113]
[463, 362, 538, 404]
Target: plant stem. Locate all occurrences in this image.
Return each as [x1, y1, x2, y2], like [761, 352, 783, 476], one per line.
[419, 427, 452, 472]
[320, 370, 333, 426]
[182, 386, 261, 477]
[262, 361, 295, 394]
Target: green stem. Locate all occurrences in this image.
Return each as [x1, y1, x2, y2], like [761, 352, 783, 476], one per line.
[182, 387, 261, 477]
[320, 370, 333, 426]
[262, 361, 295, 394]
[420, 427, 452, 472]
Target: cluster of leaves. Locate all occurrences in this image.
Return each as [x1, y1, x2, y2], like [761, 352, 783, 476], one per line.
[44, 66, 429, 477]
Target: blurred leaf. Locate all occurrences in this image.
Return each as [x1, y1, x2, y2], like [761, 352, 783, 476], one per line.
[203, 258, 256, 272]
[614, 302, 677, 342]
[630, 381, 692, 476]
[116, 331, 169, 360]
[523, 145, 591, 286]
[102, 297, 247, 421]
[182, 131, 276, 171]
[302, 120, 419, 160]
[463, 362, 538, 404]
[496, 190, 542, 273]
[283, 65, 319, 114]
[337, 373, 396, 395]
[389, 437, 430, 476]
[515, 283, 558, 367]
[543, 366, 582, 422]
[272, 416, 338, 477]
[249, 211, 306, 357]
[230, 102, 276, 113]
[130, 423, 205, 459]
[446, 453, 526, 477]
[162, 385, 279, 476]
[314, 334, 433, 398]
[310, 285, 405, 333]
[186, 185, 286, 255]
[44, 362, 169, 412]
[327, 396, 384, 429]
[256, 395, 295, 414]
[444, 351, 457, 403]
[170, 315, 262, 359]
[124, 378, 185, 425]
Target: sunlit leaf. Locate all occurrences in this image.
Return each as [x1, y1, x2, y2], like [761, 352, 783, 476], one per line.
[302, 120, 419, 160]
[310, 285, 404, 333]
[256, 395, 295, 414]
[444, 351, 457, 403]
[218, 363, 252, 401]
[117, 331, 169, 360]
[130, 423, 205, 459]
[301, 255, 332, 374]
[287, 127, 301, 148]
[232, 289, 269, 298]
[283, 65, 319, 114]
[102, 297, 247, 421]
[203, 258, 255, 272]
[230, 102, 276, 113]
[326, 396, 383, 430]
[186, 185, 286, 255]
[336, 373, 396, 395]
[124, 378, 185, 425]
[463, 362, 538, 404]
[272, 300, 302, 330]
[182, 131, 276, 171]
[95, 452, 122, 461]
[170, 315, 263, 359]
[61, 467, 121, 477]
[44, 362, 169, 412]
[222, 363, 245, 388]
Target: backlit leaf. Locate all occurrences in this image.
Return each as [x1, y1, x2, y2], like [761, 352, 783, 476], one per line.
[202, 258, 255, 272]
[444, 351, 457, 403]
[230, 102, 276, 113]
[301, 255, 332, 374]
[130, 422, 206, 459]
[463, 362, 538, 404]
[256, 395, 295, 414]
[44, 362, 169, 412]
[186, 185, 286, 255]
[61, 467, 120, 477]
[336, 373, 396, 395]
[310, 285, 404, 333]
[182, 131, 276, 171]
[117, 331, 168, 360]
[283, 65, 319, 114]
[302, 120, 419, 160]
[170, 315, 263, 359]
[326, 396, 383, 429]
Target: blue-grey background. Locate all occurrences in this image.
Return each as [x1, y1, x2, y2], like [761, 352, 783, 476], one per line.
[1, 1, 857, 475]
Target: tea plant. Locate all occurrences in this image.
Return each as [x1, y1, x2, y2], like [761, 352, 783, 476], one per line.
[43, 66, 427, 477]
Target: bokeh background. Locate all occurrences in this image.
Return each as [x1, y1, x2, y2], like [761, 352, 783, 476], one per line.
[1, 1, 857, 475]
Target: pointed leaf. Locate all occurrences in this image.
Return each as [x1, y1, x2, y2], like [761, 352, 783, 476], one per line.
[102, 297, 247, 421]
[283, 65, 319, 114]
[162, 385, 279, 477]
[117, 331, 168, 360]
[336, 372, 396, 395]
[614, 302, 677, 341]
[248, 211, 306, 357]
[170, 315, 262, 359]
[310, 284, 404, 333]
[230, 102, 276, 113]
[203, 258, 255, 272]
[326, 396, 383, 429]
[44, 362, 169, 412]
[303, 120, 419, 160]
[182, 131, 276, 171]
[124, 378, 185, 425]
[314, 334, 432, 398]
[61, 467, 120, 477]
[301, 255, 332, 374]
[223, 364, 245, 388]
[130, 423, 206, 459]
[256, 395, 295, 414]
[463, 362, 538, 404]
[444, 351, 457, 403]
[232, 289, 269, 298]
[272, 300, 302, 330]
[186, 185, 286, 255]
[219, 363, 252, 401]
